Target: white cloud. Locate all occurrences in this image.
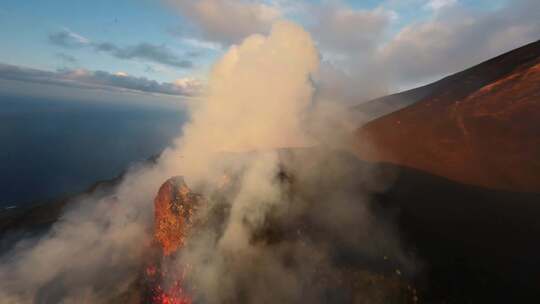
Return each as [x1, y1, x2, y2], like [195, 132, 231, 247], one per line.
[424, 0, 457, 11]
[50, 29, 194, 69]
[114, 71, 128, 77]
[311, 0, 540, 100]
[166, 0, 540, 100]
[311, 5, 393, 55]
[181, 37, 222, 51]
[48, 28, 90, 48]
[378, 0, 540, 86]
[173, 77, 203, 94]
[0, 63, 202, 96]
[165, 0, 282, 45]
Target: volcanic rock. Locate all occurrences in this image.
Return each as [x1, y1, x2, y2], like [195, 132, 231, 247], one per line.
[356, 40, 540, 192]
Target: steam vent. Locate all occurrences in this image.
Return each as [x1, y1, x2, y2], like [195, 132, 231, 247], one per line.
[144, 176, 202, 304]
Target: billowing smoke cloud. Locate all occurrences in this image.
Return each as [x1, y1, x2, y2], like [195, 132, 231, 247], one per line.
[161, 20, 410, 303]
[0, 162, 168, 303]
[0, 21, 409, 303]
[161, 20, 319, 182]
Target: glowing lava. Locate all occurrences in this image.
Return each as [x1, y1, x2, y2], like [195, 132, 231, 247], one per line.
[144, 176, 202, 304]
[154, 177, 201, 256]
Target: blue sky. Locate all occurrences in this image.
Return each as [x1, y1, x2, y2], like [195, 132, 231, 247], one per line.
[0, 0, 211, 81]
[0, 0, 537, 103]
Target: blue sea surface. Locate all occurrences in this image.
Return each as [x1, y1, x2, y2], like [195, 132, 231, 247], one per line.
[0, 95, 186, 208]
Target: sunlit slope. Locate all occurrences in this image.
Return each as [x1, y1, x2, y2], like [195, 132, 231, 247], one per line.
[356, 40, 540, 192]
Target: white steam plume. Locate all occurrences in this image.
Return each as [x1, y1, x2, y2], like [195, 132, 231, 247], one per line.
[0, 21, 409, 303]
[160, 20, 320, 184]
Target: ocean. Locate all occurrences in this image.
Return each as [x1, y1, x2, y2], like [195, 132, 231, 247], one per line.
[0, 95, 186, 208]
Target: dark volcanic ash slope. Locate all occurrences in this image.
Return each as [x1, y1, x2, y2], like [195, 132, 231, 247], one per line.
[356, 40, 540, 192]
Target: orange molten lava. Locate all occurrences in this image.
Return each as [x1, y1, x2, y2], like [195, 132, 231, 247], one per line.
[154, 177, 200, 256]
[146, 177, 202, 304]
[152, 282, 192, 304]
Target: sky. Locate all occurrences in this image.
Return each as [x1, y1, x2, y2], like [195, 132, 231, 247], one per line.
[0, 0, 538, 104]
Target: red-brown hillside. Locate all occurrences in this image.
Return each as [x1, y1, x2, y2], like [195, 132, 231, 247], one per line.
[356, 40, 540, 192]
